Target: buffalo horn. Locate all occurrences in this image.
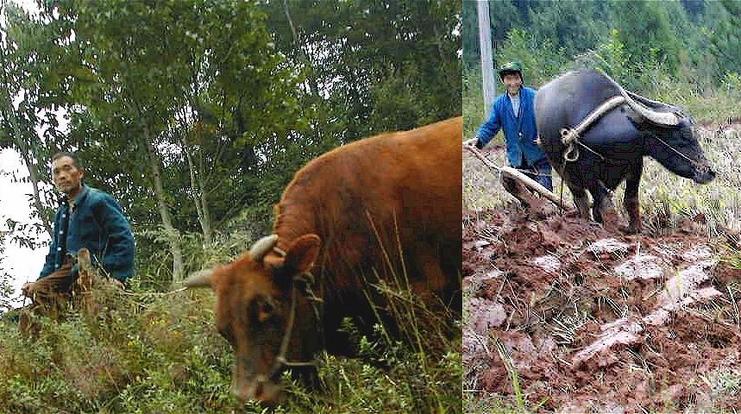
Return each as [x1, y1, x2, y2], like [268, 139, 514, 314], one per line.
[622, 91, 680, 126]
[248, 234, 279, 262]
[183, 269, 213, 288]
[601, 70, 681, 127]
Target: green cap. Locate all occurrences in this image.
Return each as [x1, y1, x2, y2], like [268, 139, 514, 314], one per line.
[498, 61, 523, 79]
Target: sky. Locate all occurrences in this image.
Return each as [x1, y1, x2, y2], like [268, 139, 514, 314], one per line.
[0, 149, 48, 305]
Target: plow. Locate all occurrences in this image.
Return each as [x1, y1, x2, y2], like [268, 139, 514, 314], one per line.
[463, 142, 569, 211]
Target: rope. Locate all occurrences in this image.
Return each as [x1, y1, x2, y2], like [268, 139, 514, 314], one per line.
[268, 271, 323, 381]
[651, 134, 703, 166]
[560, 96, 626, 162]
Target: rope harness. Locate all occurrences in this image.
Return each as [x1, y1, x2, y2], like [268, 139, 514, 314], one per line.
[558, 93, 706, 169]
[651, 133, 706, 168]
[559, 95, 626, 162]
[267, 270, 324, 381]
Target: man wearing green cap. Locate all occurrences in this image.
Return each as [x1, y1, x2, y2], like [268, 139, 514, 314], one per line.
[472, 61, 553, 192]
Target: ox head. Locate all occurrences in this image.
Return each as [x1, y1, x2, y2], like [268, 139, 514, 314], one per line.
[184, 234, 322, 405]
[625, 93, 715, 184]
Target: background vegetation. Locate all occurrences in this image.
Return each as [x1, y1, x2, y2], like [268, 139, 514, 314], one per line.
[0, 0, 462, 412]
[463, 0, 739, 138]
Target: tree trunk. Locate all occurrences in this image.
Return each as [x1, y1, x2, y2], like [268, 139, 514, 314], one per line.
[432, 21, 457, 94]
[0, 40, 53, 239]
[180, 135, 212, 244]
[17, 146, 53, 238]
[282, 0, 326, 148]
[0, 100, 53, 238]
[144, 131, 184, 282]
[282, 0, 320, 97]
[196, 149, 213, 243]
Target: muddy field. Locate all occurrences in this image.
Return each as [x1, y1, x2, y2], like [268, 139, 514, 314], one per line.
[463, 205, 741, 412]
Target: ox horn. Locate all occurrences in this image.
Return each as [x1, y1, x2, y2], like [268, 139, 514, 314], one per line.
[601, 70, 681, 127]
[248, 234, 279, 262]
[183, 269, 213, 288]
[622, 91, 680, 127]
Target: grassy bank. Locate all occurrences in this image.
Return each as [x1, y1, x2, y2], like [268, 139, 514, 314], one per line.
[0, 267, 461, 413]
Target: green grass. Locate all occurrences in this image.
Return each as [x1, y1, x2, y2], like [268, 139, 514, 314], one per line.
[0, 290, 461, 413]
[0, 237, 461, 413]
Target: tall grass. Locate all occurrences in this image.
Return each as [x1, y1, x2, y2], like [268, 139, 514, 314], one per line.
[0, 227, 461, 413]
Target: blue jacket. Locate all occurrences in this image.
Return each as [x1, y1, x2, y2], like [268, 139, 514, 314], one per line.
[39, 185, 135, 282]
[476, 86, 547, 166]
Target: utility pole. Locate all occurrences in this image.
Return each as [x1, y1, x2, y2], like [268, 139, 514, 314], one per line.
[477, 0, 495, 115]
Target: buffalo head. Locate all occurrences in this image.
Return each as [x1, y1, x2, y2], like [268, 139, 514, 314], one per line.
[625, 92, 716, 184]
[642, 119, 716, 184]
[184, 234, 322, 405]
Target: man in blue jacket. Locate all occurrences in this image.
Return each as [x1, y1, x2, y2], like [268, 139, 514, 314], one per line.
[22, 152, 135, 297]
[473, 61, 553, 193]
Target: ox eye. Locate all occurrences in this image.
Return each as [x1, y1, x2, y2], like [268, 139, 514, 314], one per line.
[256, 297, 276, 323]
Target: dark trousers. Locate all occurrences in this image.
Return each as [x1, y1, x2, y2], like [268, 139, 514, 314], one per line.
[513, 157, 553, 192]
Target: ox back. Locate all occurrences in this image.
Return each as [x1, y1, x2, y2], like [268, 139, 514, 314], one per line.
[536, 70, 640, 177]
[272, 117, 462, 350]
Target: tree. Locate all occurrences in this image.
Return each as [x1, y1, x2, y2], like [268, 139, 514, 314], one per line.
[606, 0, 683, 75]
[263, 0, 461, 143]
[30, 0, 308, 283]
[0, 2, 55, 242]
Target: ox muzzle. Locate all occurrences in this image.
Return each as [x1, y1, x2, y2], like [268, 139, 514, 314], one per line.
[232, 371, 282, 405]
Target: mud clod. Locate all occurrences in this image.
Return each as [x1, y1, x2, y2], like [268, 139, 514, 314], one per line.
[464, 206, 741, 412]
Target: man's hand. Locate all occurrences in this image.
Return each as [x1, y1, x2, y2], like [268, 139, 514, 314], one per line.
[464, 138, 480, 149]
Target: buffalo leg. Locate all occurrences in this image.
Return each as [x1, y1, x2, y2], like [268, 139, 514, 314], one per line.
[569, 185, 591, 220]
[591, 180, 622, 232]
[560, 163, 591, 219]
[622, 160, 643, 234]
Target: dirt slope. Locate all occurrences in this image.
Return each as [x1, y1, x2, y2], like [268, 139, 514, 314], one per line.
[463, 207, 741, 412]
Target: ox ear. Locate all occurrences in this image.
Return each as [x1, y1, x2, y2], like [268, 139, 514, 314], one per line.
[283, 234, 321, 274]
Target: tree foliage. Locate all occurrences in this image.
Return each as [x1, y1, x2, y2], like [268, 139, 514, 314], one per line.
[463, 0, 740, 97]
[0, 0, 461, 286]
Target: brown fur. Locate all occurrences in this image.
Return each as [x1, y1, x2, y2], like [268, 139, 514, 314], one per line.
[208, 117, 462, 403]
[273, 116, 462, 303]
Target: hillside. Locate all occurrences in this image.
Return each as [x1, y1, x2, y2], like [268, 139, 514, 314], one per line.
[0, 281, 461, 413]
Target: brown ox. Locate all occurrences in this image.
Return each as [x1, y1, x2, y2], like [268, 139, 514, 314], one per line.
[184, 117, 462, 404]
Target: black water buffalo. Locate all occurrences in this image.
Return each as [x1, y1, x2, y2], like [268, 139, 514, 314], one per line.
[535, 70, 715, 233]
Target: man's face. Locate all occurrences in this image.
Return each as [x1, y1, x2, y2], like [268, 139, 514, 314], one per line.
[52, 156, 83, 195]
[502, 73, 522, 95]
